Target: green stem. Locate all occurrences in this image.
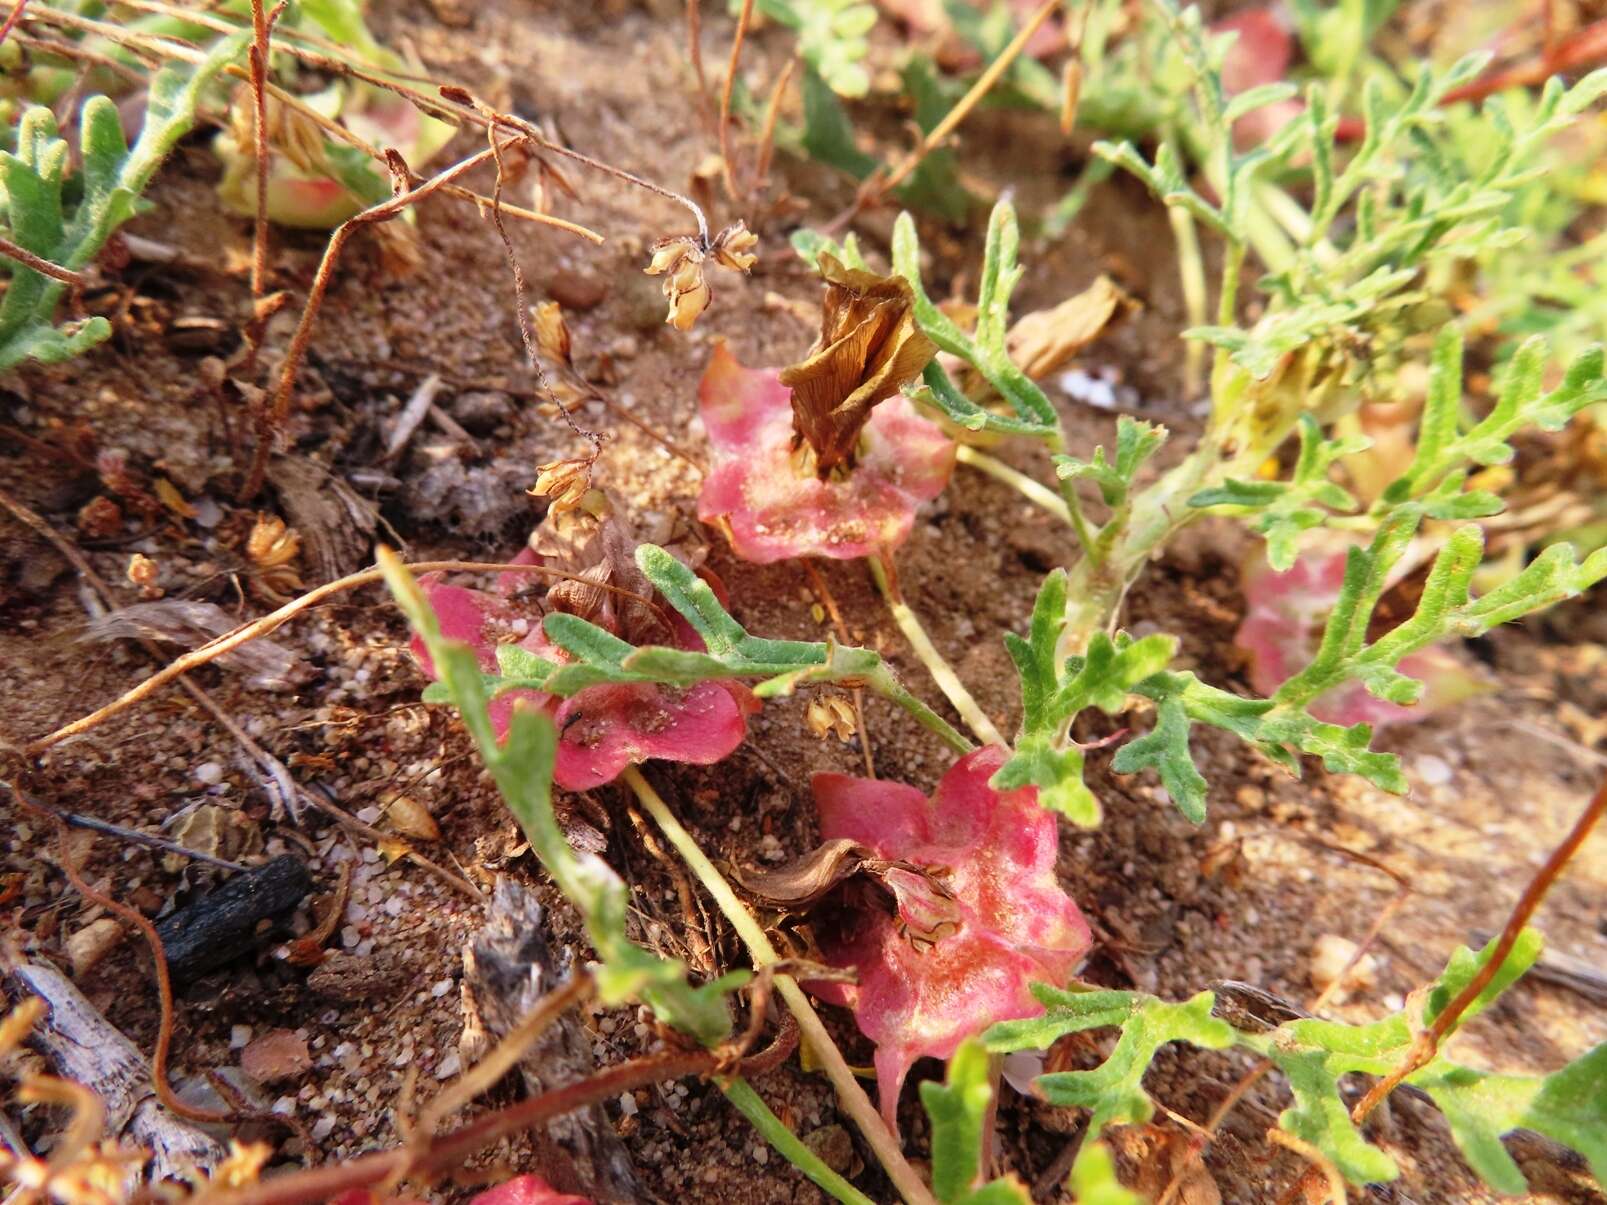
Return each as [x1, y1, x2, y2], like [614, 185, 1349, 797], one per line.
[1169, 200, 1208, 399]
[864, 664, 977, 756]
[955, 445, 1071, 524]
[723, 1080, 875, 1205]
[622, 768, 938, 1205]
[868, 556, 1007, 748]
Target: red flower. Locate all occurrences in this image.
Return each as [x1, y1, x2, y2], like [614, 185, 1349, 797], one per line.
[697, 342, 955, 564]
[807, 747, 1091, 1128]
[470, 1174, 592, 1205]
[414, 579, 756, 791]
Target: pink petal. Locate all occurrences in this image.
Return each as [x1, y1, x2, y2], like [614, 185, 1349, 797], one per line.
[411, 582, 757, 789]
[1215, 7, 1292, 93]
[814, 772, 931, 853]
[550, 681, 757, 790]
[697, 346, 955, 564]
[809, 749, 1090, 1129]
[470, 1175, 593, 1205]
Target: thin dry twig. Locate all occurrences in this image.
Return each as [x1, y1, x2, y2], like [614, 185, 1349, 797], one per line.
[0, 234, 89, 287]
[686, 0, 713, 129]
[752, 57, 796, 191]
[830, 0, 1060, 229]
[245, 0, 282, 298]
[23, 559, 653, 755]
[1269, 1128, 1347, 1204]
[0, 0, 28, 47]
[718, 0, 754, 202]
[1348, 774, 1607, 1124]
[236, 144, 499, 501]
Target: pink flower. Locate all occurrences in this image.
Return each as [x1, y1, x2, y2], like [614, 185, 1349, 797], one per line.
[1236, 543, 1488, 727]
[470, 1174, 592, 1205]
[696, 342, 955, 564]
[807, 747, 1091, 1128]
[414, 579, 757, 791]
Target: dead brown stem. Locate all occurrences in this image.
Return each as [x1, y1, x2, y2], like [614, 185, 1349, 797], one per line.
[1348, 774, 1607, 1124]
[0, 234, 89, 287]
[831, 0, 1059, 229]
[686, 0, 713, 129]
[752, 57, 796, 191]
[719, 0, 754, 202]
[23, 559, 644, 755]
[245, 0, 285, 299]
[236, 144, 500, 501]
[0, 0, 28, 47]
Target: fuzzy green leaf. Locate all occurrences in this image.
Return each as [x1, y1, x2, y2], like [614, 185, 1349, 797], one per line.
[0, 34, 249, 371]
[1056, 418, 1168, 509]
[921, 1041, 1031, 1203]
[988, 988, 1234, 1143]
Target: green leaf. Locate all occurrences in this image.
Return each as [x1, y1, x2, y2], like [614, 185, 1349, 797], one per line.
[799, 64, 877, 180]
[1189, 416, 1366, 569]
[890, 201, 1059, 431]
[1057, 417, 1168, 508]
[1109, 695, 1209, 822]
[988, 988, 1233, 1144]
[996, 571, 1181, 825]
[1, 34, 249, 371]
[922, 1041, 992, 1202]
[1066, 1142, 1141, 1205]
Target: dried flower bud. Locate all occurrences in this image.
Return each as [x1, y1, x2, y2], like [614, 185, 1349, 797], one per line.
[711, 220, 759, 272]
[246, 514, 303, 602]
[532, 300, 573, 366]
[780, 256, 938, 477]
[806, 695, 858, 743]
[531, 458, 593, 514]
[126, 552, 161, 597]
[643, 222, 759, 332]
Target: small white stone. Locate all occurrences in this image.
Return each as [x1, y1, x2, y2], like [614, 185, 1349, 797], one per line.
[340, 925, 361, 949]
[195, 762, 224, 785]
[1414, 755, 1453, 786]
[618, 1093, 638, 1117]
[1309, 934, 1378, 1000]
[230, 1025, 253, 1050]
[434, 1053, 462, 1080]
[310, 1117, 337, 1141]
[356, 806, 383, 825]
[272, 1096, 296, 1116]
[753, 1145, 769, 1165]
[430, 978, 453, 998]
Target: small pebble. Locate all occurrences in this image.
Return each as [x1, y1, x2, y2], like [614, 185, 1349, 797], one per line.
[618, 1093, 639, 1117]
[430, 977, 453, 998]
[1414, 754, 1453, 786]
[435, 1053, 462, 1080]
[194, 762, 223, 785]
[230, 1025, 254, 1049]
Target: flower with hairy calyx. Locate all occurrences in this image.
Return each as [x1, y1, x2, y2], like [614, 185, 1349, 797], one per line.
[644, 221, 759, 331]
[798, 747, 1091, 1128]
[410, 502, 756, 791]
[697, 258, 952, 563]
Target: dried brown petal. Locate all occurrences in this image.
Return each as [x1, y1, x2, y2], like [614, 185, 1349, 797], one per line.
[532, 300, 573, 365]
[806, 695, 857, 743]
[531, 458, 593, 514]
[712, 221, 759, 273]
[735, 837, 870, 908]
[780, 255, 938, 477]
[1004, 276, 1126, 380]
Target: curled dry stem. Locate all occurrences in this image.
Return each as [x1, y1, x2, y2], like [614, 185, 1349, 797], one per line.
[237, 144, 503, 501]
[719, 0, 754, 202]
[0, 234, 88, 287]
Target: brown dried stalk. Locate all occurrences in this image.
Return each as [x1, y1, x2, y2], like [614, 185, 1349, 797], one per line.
[0, 234, 89, 287]
[830, 0, 1060, 229]
[1347, 774, 1607, 1124]
[25, 559, 663, 755]
[719, 0, 754, 201]
[236, 144, 502, 501]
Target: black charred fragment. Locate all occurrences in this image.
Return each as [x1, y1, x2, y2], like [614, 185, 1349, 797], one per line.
[154, 855, 312, 980]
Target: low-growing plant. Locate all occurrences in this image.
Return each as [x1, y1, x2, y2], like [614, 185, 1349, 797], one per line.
[0, 35, 246, 371]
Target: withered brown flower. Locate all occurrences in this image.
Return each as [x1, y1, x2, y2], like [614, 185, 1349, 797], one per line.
[643, 221, 759, 332]
[780, 255, 938, 478]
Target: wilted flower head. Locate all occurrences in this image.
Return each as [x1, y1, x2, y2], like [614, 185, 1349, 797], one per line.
[697, 342, 955, 563]
[781, 256, 938, 477]
[802, 747, 1091, 1128]
[644, 221, 759, 331]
